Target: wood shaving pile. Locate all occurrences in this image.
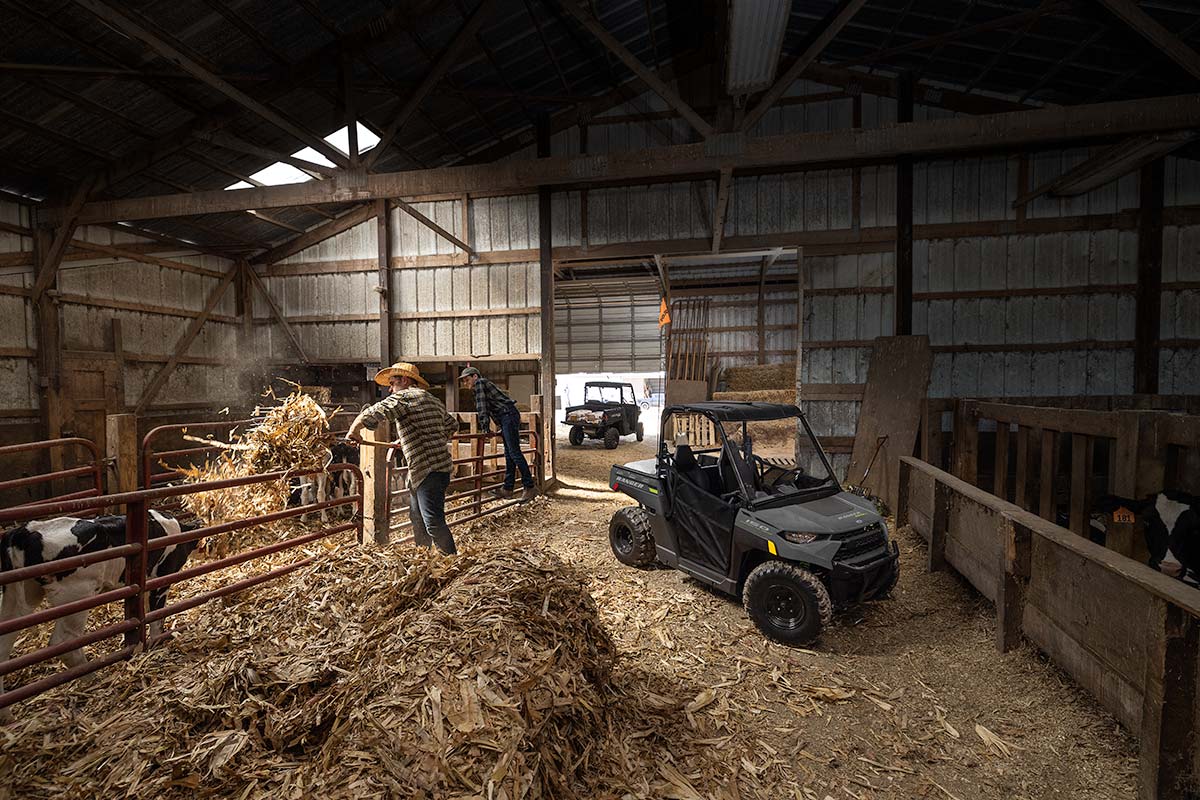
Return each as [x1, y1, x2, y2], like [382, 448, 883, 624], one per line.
[0, 543, 714, 799]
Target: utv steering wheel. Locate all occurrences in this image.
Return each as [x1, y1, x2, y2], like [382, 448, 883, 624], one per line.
[753, 454, 804, 487]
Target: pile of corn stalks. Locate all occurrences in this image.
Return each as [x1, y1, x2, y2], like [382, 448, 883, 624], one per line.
[0, 544, 696, 799]
[174, 389, 334, 548]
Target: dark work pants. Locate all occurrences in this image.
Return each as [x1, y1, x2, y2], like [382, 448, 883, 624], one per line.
[409, 470, 456, 554]
[499, 411, 534, 490]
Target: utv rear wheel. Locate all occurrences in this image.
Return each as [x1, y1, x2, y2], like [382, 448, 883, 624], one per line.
[636, 422, 645, 442]
[743, 561, 832, 646]
[603, 427, 620, 449]
[609, 506, 656, 567]
[568, 425, 584, 446]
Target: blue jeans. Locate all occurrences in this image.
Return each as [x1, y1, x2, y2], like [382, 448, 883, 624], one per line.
[409, 471, 456, 554]
[499, 411, 534, 490]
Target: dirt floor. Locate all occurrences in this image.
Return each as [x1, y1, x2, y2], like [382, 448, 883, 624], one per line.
[2, 434, 1139, 798]
[469, 434, 1139, 800]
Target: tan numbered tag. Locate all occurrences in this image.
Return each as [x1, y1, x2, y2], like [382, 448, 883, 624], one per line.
[1113, 507, 1136, 524]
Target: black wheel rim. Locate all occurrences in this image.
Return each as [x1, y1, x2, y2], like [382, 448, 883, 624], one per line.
[762, 581, 807, 629]
[614, 524, 634, 555]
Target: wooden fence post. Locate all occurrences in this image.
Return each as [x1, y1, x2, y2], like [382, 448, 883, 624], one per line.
[1039, 429, 1057, 523]
[360, 421, 390, 545]
[996, 519, 1031, 653]
[896, 459, 911, 528]
[994, 421, 1010, 500]
[1014, 425, 1032, 511]
[928, 480, 950, 573]
[951, 400, 978, 486]
[105, 413, 138, 495]
[1138, 598, 1198, 800]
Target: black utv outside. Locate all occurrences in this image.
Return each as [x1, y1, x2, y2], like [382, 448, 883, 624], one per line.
[608, 402, 899, 645]
[563, 381, 644, 449]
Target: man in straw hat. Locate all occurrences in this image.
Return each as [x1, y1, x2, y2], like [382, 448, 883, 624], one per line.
[346, 361, 460, 554]
[459, 366, 537, 503]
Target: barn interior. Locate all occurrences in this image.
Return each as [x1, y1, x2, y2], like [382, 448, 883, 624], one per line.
[1, 0, 1200, 798]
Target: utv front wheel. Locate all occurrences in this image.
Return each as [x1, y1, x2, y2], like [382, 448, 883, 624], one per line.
[636, 422, 645, 442]
[603, 427, 620, 449]
[743, 561, 832, 645]
[569, 425, 585, 446]
[609, 507, 656, 567]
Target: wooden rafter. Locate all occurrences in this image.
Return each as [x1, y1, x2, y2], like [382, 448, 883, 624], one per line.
[251, 204, 378, 265]
[134, 262, 240, 414]
[243, 262, 310, 363]
[554, 0, 713, 138]
[72, 0, 351, 169]
[1095, 0, 1200, 81]
[711, 168, 733, 253]
[740, 0, 868, 133]
[31, 178, 96, 303]
[394, 198, 476, 256]
[363, 0, 500, 169]
[198, 132, 339, 178]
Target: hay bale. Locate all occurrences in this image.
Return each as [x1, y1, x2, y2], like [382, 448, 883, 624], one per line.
[722, 361, 795, 392]
[2, 545, 655, 800]
[712, 389, 795, 404]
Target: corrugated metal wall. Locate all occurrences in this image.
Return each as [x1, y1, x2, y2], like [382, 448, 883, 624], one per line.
[555, 293, 663, 373]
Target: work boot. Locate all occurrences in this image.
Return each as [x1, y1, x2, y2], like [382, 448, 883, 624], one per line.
[520, 486, 538, 503]
[492, 486, 514, 499]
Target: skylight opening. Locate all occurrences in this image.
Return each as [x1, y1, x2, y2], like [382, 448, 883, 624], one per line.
[224, 122, 379, 192]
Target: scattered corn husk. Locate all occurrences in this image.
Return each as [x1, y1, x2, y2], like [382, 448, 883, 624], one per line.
[0, 543, 706, 800]
[174, 388, 335, 554]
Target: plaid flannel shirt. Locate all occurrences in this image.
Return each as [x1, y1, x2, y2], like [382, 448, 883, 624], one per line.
[473, 376, 518, 433]
[358, 388, 459, 489]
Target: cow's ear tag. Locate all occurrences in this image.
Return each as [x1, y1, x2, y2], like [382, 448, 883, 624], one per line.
[1113, 507, 1136, 524]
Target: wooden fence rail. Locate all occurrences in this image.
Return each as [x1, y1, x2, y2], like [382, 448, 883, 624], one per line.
[897, 456, 1199, 800]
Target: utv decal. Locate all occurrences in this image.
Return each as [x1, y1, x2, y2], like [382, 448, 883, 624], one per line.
[742, 518, 774, 534]
[767, 540, 777, 555]
[835, 510, 869, 521]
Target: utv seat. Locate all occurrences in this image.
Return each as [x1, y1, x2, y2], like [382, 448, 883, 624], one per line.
[722, 445, 760, 497]
[675, 444, 722, 495]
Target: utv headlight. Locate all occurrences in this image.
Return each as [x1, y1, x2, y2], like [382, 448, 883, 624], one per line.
[782, 531, 819, 544]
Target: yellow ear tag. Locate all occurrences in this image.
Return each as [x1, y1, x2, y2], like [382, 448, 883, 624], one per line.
[1113, 507, 1136, 524]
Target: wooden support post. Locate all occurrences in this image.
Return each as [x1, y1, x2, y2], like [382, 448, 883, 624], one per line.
[445, 363, 459, 412]
[105, 413, 138, 495]
[952, 400, 979, 485]
[376, 199, 392, 366]
[928, 480, 950, 572]
[896, 458, 911, 528]
[1039, 429, 1057, 522]
[530, 394, 546, 488]
[360, 423, 390, 545]
[895, 71, 914, 336]
[996, 520, 1031, 653]
[1069, 433, 1089, 536]
[1014, 425, 1031, 510]
[1138, 599, 1198, 800]
[111, 318, 127, 411]
[1135, 159, 1164, 394]
[994, 421, 1010, 500]
[537, 114, 556, 484]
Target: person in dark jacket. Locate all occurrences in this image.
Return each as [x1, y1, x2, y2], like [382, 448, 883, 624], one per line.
[459, 367, 537, 502]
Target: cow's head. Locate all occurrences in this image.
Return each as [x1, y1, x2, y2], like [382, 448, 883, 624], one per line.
[1090, 493, 1193, 578]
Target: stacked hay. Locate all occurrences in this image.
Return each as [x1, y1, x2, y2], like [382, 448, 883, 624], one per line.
[0, 545, 671, 800]
[713, 387, 798, 452]
[722, 361, 795, 392]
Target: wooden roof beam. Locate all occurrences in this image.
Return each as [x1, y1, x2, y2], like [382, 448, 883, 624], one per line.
[72, 0, 350, 168]
[251, 204, 378, 265]
[52, 93, 1200, 224]
[363, 0, 501, 170]
[1094, 0, 1200, 81]
[740, 0, 868, 133]
[554, 0, 714, 138]
[711, 168, 732, 253]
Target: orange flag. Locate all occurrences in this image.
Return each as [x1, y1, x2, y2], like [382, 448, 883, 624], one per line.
[658, 298, 671, 328]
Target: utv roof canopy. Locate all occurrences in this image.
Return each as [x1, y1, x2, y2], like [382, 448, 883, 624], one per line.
[585, 381, 633, 387]
[666, 402, 801, 422]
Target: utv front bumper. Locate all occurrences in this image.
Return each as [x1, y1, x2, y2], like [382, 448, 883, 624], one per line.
[828, 541, 899, 607]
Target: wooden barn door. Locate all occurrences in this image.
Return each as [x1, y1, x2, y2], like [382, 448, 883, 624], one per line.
[59, 356, 120, 463]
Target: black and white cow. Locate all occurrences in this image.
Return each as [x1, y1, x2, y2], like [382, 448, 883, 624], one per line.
[289, 442, 360, 522]
[0, 510, 201, 698]
[1091, 490, 1200, 584]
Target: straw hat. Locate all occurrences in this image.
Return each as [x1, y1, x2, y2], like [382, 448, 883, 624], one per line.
[374, 361, 430, 389]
